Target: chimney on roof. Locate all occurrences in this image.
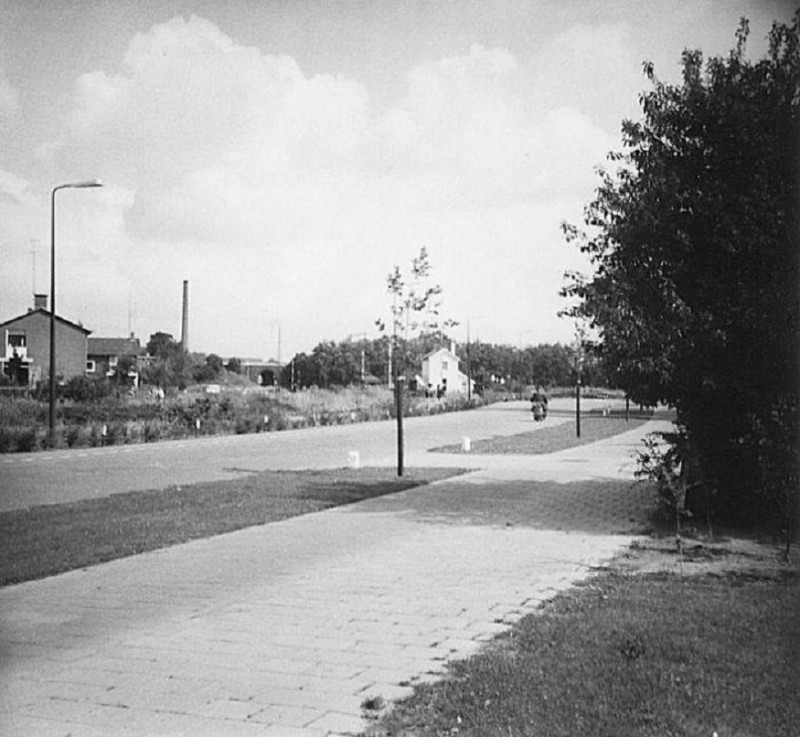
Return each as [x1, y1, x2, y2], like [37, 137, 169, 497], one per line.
[34, 293, 48, 311]
[180, 280, 189, 352]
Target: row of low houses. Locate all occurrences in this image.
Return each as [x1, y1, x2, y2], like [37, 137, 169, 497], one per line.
[1, 296, 474, 397]
[0, 295, 142, 388]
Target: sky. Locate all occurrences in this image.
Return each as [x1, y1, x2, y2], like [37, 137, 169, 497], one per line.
[0, 0, 793, 362]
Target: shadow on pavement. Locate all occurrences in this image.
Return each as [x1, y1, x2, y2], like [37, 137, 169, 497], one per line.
[348, 477, 657, 536]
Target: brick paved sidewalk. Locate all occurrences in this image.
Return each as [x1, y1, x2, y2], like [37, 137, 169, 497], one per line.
[0, 419, 667, 736]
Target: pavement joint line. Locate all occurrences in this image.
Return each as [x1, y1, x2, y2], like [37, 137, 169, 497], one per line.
[0, 404, 667, 736]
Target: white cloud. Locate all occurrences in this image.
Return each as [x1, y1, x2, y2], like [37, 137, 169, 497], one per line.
[527, 23, 643, 129]
[34, 17, 617, 354]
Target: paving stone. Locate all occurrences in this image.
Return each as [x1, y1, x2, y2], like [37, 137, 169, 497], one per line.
[0, 415, 666, 737]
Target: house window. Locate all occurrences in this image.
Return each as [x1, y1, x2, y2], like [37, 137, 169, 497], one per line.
[86, 360, 96, 373]
[109, 356, 118, 368]
[442, 361, 448, 370]
[8, 332, 26, 348]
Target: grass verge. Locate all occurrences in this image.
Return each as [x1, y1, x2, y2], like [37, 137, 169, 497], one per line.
[362, 539, 799, 737]
[0, 466, 467, 586]
[431, 413, 652, 455]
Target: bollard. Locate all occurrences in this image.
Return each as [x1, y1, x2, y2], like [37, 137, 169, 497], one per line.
[461, 436, 471, 452]
[348, 451, 360, 469]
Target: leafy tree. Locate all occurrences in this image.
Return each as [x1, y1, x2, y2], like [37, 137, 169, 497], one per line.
[377, 247, 458, 378]
[142, 332, 189, 390]
[225, 357, 242, 374]
[146, 332, 177, 360]
[205, 354, 224, 375]
[190, 353, 224, 383]
[561, 15, 799, 533]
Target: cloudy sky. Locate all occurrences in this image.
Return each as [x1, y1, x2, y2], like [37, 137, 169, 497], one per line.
[0, 0, 791, 361]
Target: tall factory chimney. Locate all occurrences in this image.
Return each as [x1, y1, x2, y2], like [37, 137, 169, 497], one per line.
[181, 280, 189, 352]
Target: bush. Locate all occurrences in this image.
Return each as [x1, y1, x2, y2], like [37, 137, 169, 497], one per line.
[0, 384, 488, 452]
[0, 427, 13, 453]
[144, 422, 161, 443]
[61, 375, 113, 402]
[15, 427, 40, 452]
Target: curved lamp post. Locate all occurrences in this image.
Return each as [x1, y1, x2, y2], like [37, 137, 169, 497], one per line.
[49, 180, 103, 447]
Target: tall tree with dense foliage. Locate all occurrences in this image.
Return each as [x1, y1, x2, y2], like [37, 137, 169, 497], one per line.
[561, 15, 799, 532]
[142, 332, 189, 390]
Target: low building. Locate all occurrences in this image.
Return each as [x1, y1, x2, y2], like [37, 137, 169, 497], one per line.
[0, 295, 91, 387]
[87, 335, 143, 385]
[419, 343, 473, 396]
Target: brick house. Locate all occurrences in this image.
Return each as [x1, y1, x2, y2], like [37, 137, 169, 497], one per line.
[87, 335, 143, 385]
[0, 295, 91, 387]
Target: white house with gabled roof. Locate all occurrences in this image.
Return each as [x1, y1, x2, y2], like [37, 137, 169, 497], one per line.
[419, 342, 472, 396]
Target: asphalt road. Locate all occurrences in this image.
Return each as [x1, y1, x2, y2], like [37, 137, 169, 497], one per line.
[0, 398, 607, 512]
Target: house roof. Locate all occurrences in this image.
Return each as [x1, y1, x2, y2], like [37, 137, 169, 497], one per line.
[0, 308, 91, 334]
[422, 346, 460, 362]
[88, 337, 142, 357]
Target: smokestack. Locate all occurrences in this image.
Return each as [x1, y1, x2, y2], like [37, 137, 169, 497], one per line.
[181, 280, 189, 352]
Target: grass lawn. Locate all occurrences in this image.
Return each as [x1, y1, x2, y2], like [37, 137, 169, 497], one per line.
[431, 413, 653, 455]
[0, 466, 467, 586]
[364, 540, 800, 737]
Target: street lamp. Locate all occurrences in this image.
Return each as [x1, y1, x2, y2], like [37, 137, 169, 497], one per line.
[49, 180, 103, 447]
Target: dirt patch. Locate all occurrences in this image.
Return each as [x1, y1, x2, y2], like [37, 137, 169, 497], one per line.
[611, 535, 798, 579]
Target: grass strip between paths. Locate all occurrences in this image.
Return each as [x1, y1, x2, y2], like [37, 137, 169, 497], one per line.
[363, 550, 800, 737]
[0, 466, 468, 587]
[431, 412, 653, 455]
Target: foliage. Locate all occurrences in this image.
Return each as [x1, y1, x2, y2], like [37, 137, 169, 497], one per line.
[282, 336, 602, 393]
[61, 375, 115, 402]
[145, 331, 177, 359]
[377, 247, 458, 377]
[0, 384, 487, 452]
[561, 15, 799, 531]
[141, 331, 190, 389]
[191, 353, 224, 383]
[110, 353, 139, 386]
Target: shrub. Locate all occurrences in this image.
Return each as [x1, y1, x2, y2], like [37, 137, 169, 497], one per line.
[66, 425, 84, 448]
[15, 427, 39, 453]
[61, 375, 113, 402]
[144, 422, 161, 443]
[0, 427, 13, 453]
